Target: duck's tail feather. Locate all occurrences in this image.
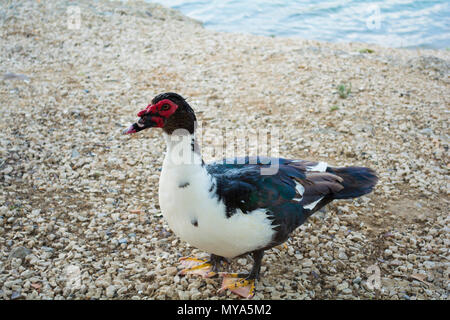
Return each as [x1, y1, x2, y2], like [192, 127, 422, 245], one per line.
[326, 166, 378, 199]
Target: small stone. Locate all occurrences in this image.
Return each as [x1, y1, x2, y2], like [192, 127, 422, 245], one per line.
[350, 233, 364, 242]
[302, 259, 313, 267]
[288, 247, 295, 256]
[178, 290, 190, 299]
[336, 282, 349, 291]
[407, 254, 417, 262]
[353, 276, 362, 284]
[71, 149, 80, 158]
[106, 285, 116, 298]
[338, 251, 348, 260]
[166, 267, 178, 276]
[107, 157, 120, 166]
[390, 260, 402, 266]
[9, 246, 31, 260]
[342, 288, 353, 295]
[237, 258, 247, 266]
[191, 291, 202, 299]
[419, 128, 433, 136]
[3, 166, 13, 174]
[3, 72, 29, 81]
[117, 287, 127, 296]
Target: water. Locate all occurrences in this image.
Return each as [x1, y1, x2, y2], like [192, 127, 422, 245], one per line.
[148, 0, 450, 49]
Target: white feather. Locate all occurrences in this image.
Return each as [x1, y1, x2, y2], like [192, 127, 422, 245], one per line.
[303, 162, 327, 210]
[303, 197, 323, 210]
[295, 181, 305, 196]
[306, 161, 328, 172]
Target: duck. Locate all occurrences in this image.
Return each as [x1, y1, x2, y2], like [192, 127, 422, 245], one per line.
[123, 92, 378, 298]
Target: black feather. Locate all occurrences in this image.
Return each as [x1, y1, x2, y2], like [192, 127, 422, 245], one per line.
[326, 166, 378, 199]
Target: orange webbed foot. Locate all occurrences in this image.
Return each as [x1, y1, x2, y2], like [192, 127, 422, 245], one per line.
[218, 272, 256, 299]
[178, 257, 217, 278]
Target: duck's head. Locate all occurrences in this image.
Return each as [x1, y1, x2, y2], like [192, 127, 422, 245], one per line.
[123, 92, 196, 135]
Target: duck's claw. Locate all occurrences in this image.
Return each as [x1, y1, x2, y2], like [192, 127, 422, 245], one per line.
[218, 272, 256, 299]
[178, 257, 217, 278]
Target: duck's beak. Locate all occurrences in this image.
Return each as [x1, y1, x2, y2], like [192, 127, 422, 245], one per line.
[123, 104, 163, 135]
[123, 117, 147, 135]
[123, 116, 161, 135]
[123, 123, 139, 135]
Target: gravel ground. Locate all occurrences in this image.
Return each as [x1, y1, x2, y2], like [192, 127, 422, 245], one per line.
[0, 0, 448, 300]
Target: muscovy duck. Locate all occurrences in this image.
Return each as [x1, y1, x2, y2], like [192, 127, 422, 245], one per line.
[123, 92, 378, 298]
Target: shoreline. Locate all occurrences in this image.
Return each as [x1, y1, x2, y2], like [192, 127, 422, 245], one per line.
[148, 0, 450, 51]
[0, 0, 448, 300]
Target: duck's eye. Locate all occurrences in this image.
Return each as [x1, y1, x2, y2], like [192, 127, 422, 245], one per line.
[137, 117, 145, 127]
[161, 104, 170, 111]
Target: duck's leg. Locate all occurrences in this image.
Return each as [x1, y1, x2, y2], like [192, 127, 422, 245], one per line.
[178, 254, 226, 278]
[219, 250, 264, 299]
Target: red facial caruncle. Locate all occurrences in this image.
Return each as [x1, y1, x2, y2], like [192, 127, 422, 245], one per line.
[123, 99, 179, 135]
[137, 99, 179, 126]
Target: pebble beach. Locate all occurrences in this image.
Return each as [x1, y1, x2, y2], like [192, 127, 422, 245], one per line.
[0, 0, 449, 300]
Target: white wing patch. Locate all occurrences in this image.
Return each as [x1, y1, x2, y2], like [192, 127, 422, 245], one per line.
[303, 161, 327, 209]
[293, 180, 305, 202]
[306, 161, 328, 172]
[295, 181, 305, 196]
[303, 197, 324, 210]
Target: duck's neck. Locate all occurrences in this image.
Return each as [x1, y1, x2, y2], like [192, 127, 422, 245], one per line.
[162, 132, 204, 169]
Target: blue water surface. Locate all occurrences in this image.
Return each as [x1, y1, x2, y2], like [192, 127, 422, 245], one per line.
[147, 0, 450, 49]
